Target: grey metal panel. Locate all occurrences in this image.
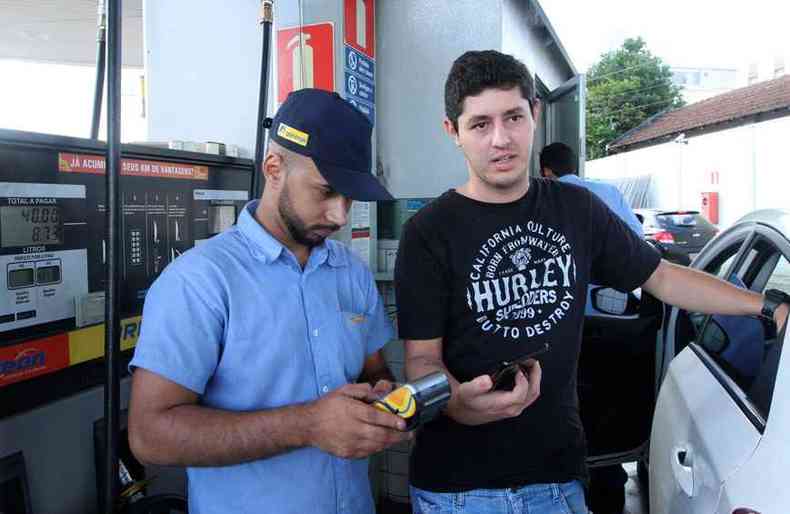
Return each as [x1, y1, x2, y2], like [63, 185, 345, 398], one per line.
[0, 380, 130, 514]
[277, 0, 344, 31]
[502, 0, 573, 92]
[546, 74, 585, 172]
[0, 378, 185, 514]
[376, 0, 502, 198]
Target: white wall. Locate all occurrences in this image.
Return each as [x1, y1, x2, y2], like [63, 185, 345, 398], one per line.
[144, 0, 269, 156]
[586, 115, 790, 228]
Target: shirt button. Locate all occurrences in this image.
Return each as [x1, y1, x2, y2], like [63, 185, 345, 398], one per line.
[322, 385, 329, 393]
[313, 329, 319, 337]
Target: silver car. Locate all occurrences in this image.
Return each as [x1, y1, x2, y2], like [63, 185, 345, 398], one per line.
[650, 209, 790, 514]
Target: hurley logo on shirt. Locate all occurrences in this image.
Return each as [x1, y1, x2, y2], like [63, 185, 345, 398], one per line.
[466, 221, 577, 341]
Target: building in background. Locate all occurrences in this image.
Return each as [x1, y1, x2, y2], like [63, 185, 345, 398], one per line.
[670, 66, 737, 104]
[746, 53, 788, 85]
[588, 74, 790, 228]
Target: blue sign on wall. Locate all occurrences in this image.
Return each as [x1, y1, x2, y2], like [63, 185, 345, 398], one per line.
[344, 45, 375, 125]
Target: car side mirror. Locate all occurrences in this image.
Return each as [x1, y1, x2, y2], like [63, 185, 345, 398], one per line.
[590, 287, 641, 316]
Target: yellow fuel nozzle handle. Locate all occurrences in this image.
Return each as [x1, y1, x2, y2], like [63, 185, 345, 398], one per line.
[372, 384, 417, 419]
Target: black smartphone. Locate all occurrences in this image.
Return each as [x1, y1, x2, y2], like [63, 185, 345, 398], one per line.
[489, 343, 550, 391]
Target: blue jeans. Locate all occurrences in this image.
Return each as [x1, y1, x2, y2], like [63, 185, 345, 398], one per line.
[410, 480, 589, 514]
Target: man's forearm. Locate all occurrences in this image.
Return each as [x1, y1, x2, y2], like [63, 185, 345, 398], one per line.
[405, 352, 471, 421]
[131, 402, 315, 467]
[405, 354, 448, 382]
[644, 259, 762, 316]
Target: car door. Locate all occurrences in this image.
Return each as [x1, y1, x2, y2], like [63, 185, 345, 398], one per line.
[714, 231, 790, 513]
[580, 285, 664, 468]
[651, 222, 787, 514]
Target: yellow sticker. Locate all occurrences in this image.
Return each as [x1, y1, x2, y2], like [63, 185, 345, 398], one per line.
[277, 122, 309, 147]
[68, 316, 142, 364]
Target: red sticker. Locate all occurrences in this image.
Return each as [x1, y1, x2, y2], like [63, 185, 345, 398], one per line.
[277, 23, 335, 103]
[0, 334, 70, 387]
[344, 0, 375, 59]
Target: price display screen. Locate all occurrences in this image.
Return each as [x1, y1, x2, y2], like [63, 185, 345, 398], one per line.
[0, 206, 63, 247]
[8, 268, 35, 288]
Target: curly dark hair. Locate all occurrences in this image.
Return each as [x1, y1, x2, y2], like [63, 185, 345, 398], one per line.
[444, 50, 535, 131]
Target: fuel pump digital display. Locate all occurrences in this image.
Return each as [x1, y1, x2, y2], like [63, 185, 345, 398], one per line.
[0, 206, 63, 247]
[8, 268, 34, 288]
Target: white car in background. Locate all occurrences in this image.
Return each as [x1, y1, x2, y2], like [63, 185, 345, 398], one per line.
[650, 209, 790, 514]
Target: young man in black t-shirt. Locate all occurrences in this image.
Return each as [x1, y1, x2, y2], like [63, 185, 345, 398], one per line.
[395, 50, 789, 514]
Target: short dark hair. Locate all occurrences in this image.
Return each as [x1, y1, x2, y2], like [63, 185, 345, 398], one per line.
[444, 50, 535, 131]
[539, 142, 577, 177]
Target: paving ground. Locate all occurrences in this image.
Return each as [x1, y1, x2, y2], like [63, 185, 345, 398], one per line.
[623, 462, 649, 514]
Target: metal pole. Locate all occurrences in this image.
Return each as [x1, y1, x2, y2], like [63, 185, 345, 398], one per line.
[103, 0, 122, 511]
[91, 0, 107, 139]
[252, 0, 274, 199]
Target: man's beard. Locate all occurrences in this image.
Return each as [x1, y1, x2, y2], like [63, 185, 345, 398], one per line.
[278, 180, 339, 248]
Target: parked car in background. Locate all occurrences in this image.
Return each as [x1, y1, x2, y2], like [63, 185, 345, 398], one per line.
[635, 209, 718, 264]
[650, 209, 790, 514]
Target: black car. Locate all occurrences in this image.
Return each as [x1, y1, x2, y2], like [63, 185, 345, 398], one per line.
[635, 209, 718, 264]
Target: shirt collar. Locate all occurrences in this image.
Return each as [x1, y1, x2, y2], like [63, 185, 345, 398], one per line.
[557, 174, 583, 186]
[237, 200, 347, 267]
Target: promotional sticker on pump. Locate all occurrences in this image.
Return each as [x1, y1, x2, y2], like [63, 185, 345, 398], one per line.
[0, 333, 69, 387]
[58, 153, 208, 181]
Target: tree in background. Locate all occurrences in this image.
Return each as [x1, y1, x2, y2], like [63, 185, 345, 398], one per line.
[586, 37, 684, 160]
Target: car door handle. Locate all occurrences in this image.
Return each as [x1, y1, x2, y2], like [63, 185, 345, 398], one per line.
[671, 446, 694, 497]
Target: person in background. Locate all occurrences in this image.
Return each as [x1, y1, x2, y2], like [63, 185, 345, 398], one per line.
[541, 141, 641, 513]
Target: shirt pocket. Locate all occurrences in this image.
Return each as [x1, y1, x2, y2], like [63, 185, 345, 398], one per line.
[337, 310, 371, 382]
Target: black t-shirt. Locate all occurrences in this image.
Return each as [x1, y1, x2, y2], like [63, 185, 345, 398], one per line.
[394, 177, 661, 492]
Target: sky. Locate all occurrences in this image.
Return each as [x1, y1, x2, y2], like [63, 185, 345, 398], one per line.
[540, 0, 790, 74]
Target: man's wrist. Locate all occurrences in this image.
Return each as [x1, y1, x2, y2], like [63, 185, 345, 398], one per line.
[761, 289, 790, 320]
[293, 402, 317, 448]
[774, 302, 789, 332]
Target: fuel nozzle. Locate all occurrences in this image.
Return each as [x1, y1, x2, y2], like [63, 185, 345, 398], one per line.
[372, 371, 450, 430]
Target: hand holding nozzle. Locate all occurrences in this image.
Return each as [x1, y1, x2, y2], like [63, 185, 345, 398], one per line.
[305, 383, 410, 459]
[372, 371, 451, 430]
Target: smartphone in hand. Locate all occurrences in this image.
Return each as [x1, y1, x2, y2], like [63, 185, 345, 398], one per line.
[489, 343, 550, 391]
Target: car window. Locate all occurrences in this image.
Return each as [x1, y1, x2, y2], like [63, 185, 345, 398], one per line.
[684, 243, 746, 336]
[765, 253, 790, 291]
[657, 213, 700, 227]
[696, 246, 789, 420]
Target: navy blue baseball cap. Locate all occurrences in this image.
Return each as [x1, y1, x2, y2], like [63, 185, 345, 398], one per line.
[266, 88, 393, 201]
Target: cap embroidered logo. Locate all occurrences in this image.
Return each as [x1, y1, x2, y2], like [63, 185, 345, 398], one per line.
[277, 122, 310, 147]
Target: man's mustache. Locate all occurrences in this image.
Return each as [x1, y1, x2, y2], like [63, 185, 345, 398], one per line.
[312, 224, 340, 232]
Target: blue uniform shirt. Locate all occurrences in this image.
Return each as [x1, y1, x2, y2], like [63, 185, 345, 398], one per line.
[130, 200, 395, 514]
[558, 174, 644, 315]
